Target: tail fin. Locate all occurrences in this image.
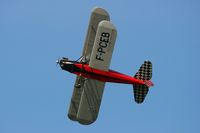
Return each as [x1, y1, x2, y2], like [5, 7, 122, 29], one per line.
[133, 61, 153, 104]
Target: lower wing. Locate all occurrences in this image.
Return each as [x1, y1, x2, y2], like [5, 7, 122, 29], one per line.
[68, 76, 85, 121]
[76, 79, 105, 125]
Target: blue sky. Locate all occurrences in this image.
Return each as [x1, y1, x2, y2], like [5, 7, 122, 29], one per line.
[1, 0, 200, 132]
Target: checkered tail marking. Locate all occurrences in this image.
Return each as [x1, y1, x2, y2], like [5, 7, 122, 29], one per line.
[133, 61, 152, 103]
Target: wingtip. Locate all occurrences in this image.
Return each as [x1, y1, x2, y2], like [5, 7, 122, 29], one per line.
[92, 7, 110, 19]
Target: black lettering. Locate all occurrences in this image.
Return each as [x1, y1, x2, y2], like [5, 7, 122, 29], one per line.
[100, 36, 109, 43]
[95, 32, 110, 62]
[99, 41, 107, 48]
[97, 47, 106, 53]
[101, 32, 110, 38]
[96, 54, 104, 61]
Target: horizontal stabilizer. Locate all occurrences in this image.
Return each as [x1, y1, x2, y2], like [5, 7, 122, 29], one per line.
[133, 84, 149, 103]
[134, 61, 152, 81]
[133, 61, 153, 103]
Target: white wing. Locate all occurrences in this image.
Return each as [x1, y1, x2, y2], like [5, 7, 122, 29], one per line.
[77, 79, 105, 125]
[76, 20, 117, 124]
[82, 7, 110, 61]
[89, 20, 117, 71]
[67, 7, 110, 122]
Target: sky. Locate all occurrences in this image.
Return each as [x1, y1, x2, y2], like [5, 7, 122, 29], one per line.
[1, 0, 200, 133]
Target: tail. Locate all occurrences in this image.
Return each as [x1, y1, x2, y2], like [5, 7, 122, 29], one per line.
[133, 61, 153, 104]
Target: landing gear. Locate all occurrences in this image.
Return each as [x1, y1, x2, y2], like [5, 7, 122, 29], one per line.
[74, 75, 85, 88]
[75, 83, 81, 88]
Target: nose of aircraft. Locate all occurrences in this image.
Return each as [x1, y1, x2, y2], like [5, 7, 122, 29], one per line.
[56, 58, 65, 68]
[56, 57, 69, 69]
[56, 59, 63, 67]
[56, 59, 60, 66]
[56, 59, 59, 64]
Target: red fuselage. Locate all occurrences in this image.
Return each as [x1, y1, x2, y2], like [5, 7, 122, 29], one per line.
[59, 60, 145, 86]
[74, 63, 145, 85]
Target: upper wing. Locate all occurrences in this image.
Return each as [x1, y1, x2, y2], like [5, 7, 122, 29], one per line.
[67, 7, 110, 122]
[76, 20, 117, 124]
[82, 7, 110, 61]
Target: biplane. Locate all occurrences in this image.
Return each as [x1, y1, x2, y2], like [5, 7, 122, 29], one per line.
[57, 7, 154, 125]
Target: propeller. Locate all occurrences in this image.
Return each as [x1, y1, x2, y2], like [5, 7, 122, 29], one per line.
[56, 57, 60, 66]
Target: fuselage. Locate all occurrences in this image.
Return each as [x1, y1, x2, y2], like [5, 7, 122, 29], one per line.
[58, 59, 145, 85]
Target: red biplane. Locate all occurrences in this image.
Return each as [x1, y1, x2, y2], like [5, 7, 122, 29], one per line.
[57, 7, 154, 125]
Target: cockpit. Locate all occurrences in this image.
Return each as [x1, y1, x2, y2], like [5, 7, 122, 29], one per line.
[56, 57, 80, 73]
